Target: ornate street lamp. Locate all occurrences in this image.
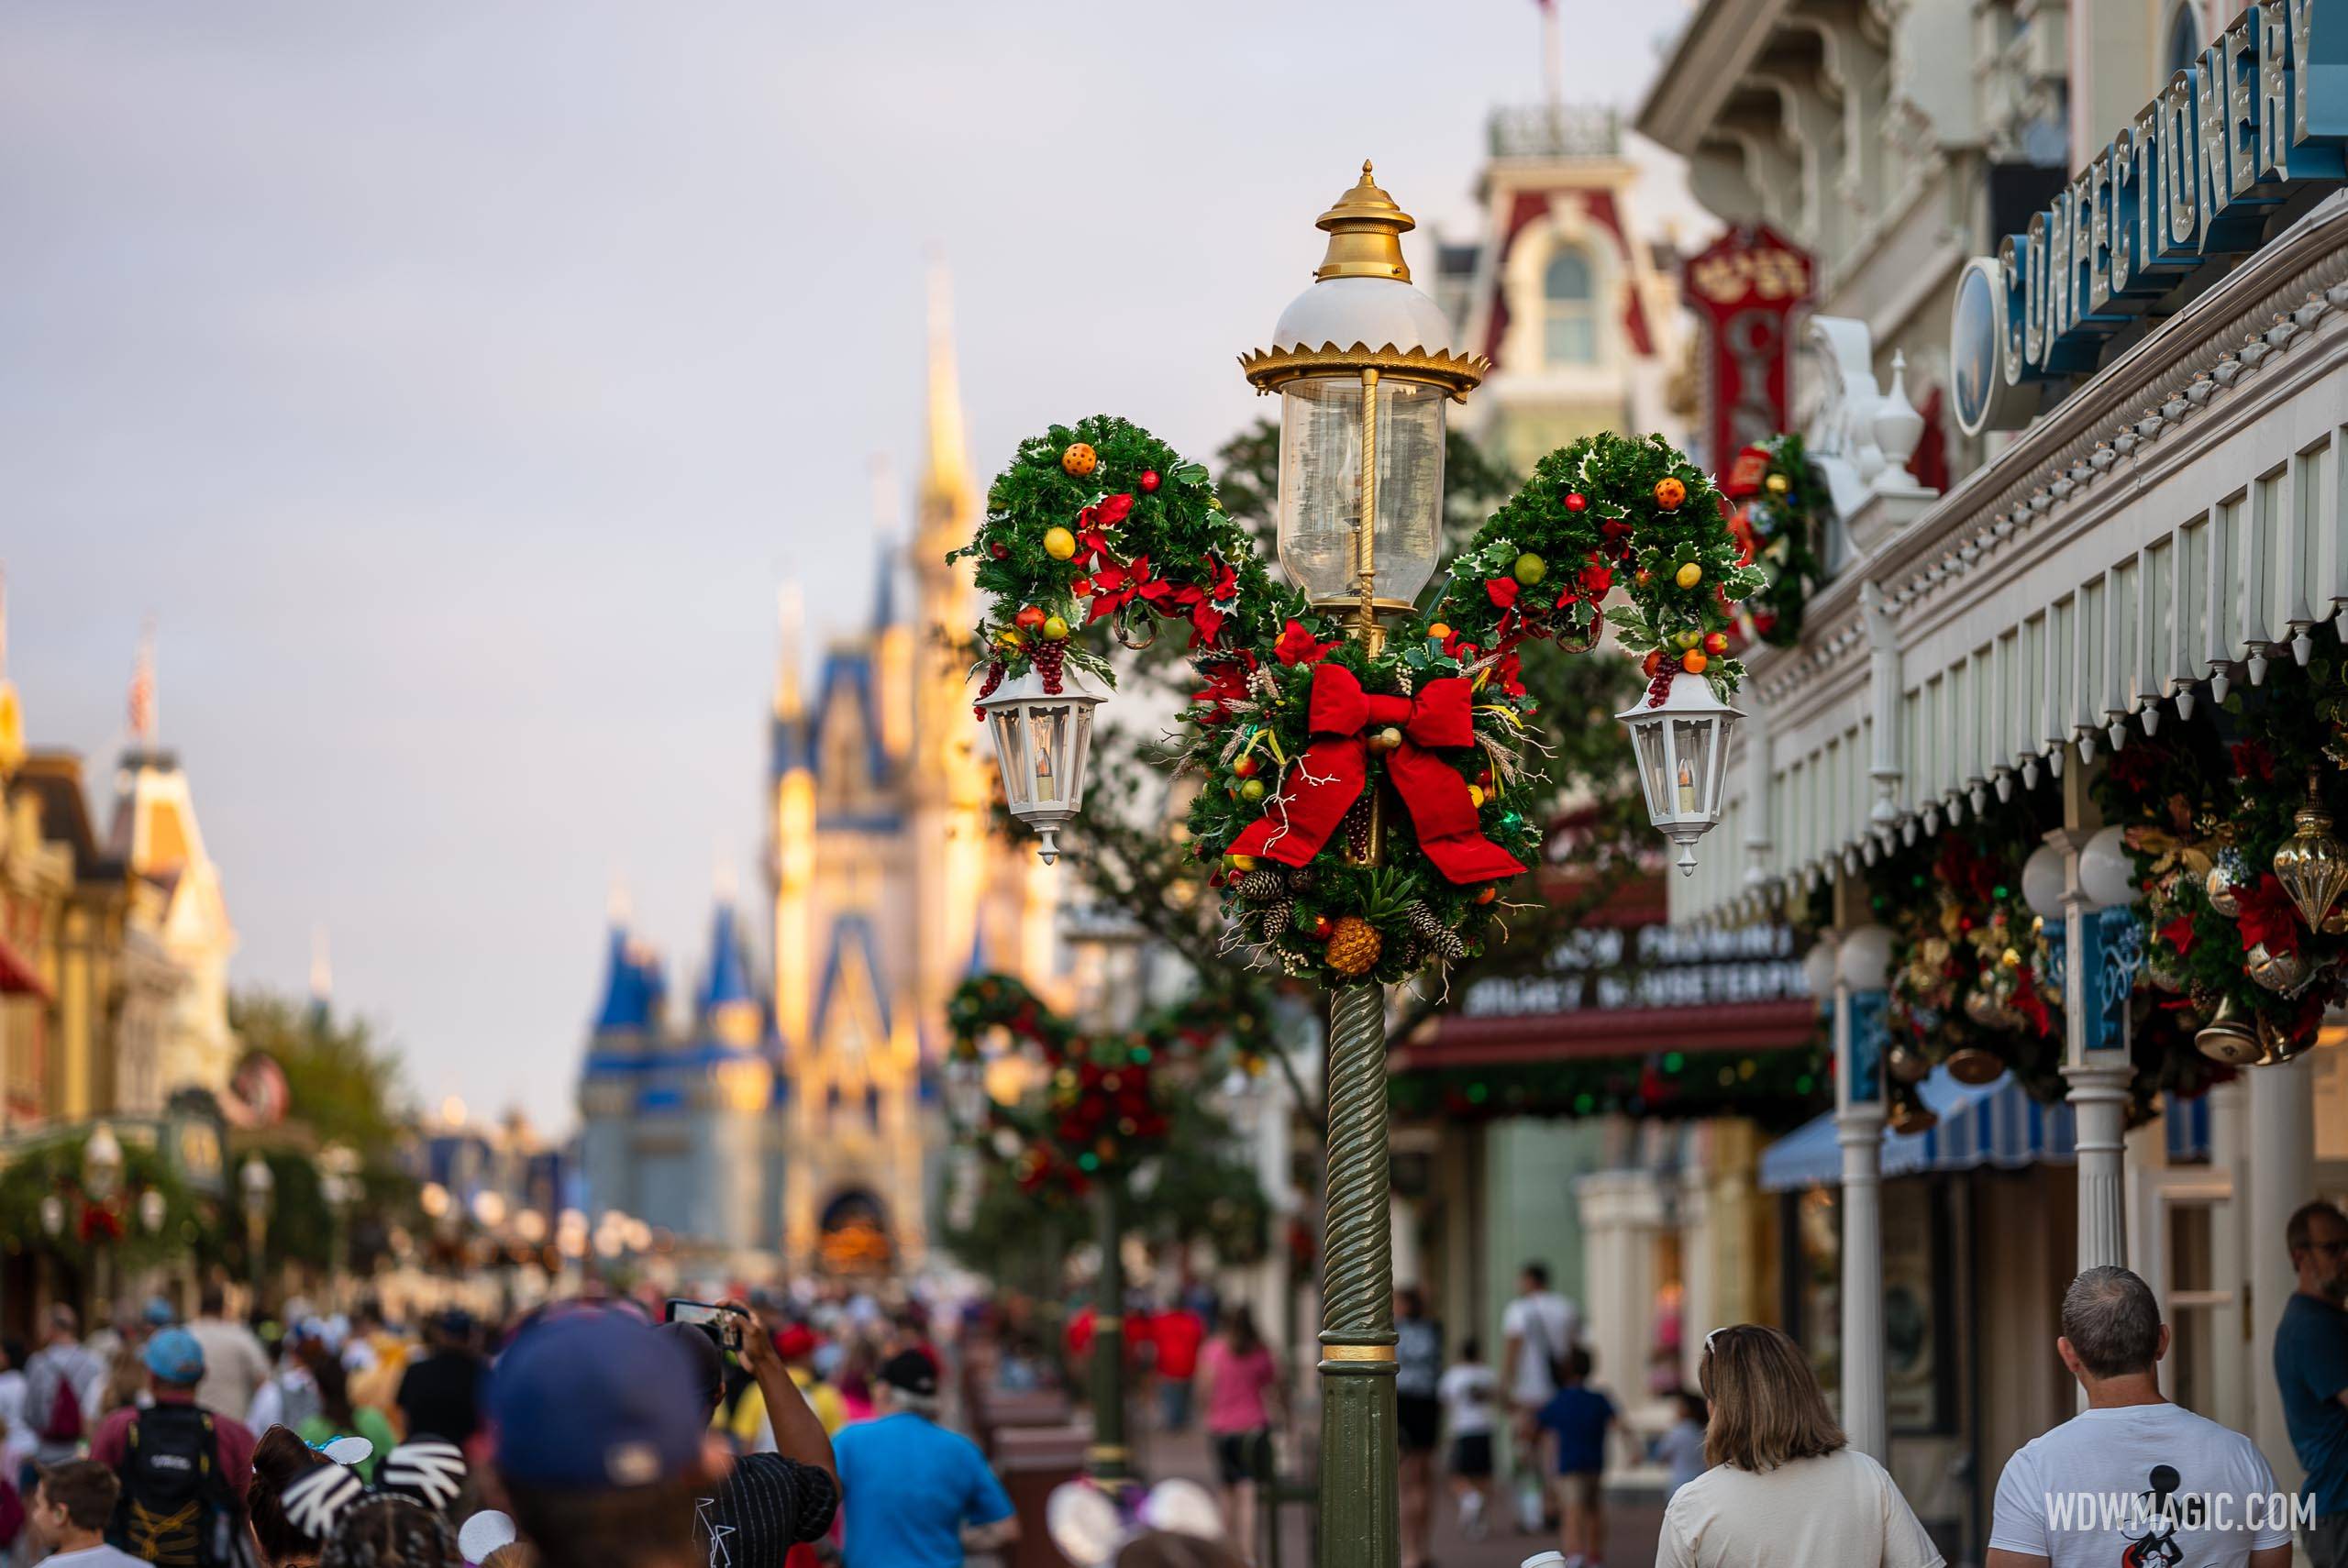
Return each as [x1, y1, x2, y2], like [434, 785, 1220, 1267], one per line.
[241, 1153, 274, 1305]
[137, 1187, 167, 1235]
[83, 1125, 124, 1307]
[978, 666, 1106, 866]
[1235, 160, 1488, 1568]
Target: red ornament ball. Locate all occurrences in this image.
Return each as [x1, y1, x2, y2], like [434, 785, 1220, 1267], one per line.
[1564, 491, 1589, 513]
[1703, 631, 1730, 656]
[1014, 605, 1047, 632]
[1139, 469, 1162, 493]
[988, 542, 1008, 559]
[1309, 914, 1335, 941]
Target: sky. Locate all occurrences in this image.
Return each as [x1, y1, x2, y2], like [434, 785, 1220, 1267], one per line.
[0, 0, 1693, 1135]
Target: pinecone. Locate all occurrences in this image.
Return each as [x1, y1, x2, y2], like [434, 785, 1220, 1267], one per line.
[1234, 870, 1288, 901]
[1260, 902, 1294, 941]
[1342, 796, 1375, 860]
[1432, 929, 1468, 961]
[1404, 902, 1446, 941]
[1390, 938, 1424, 971]
[1291, 867, 1321, 894]
[1032, 639, 1067, 694]
[1325, 916, 1383, 977]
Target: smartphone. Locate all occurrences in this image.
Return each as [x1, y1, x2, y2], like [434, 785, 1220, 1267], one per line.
[664, 1299, 744, 1350]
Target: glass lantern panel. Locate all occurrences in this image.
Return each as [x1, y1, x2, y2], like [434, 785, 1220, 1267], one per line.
[988, 710, 1032, 808]
[1628, 718, 1670, 823]
[1030, 703, 1069, 805]
[1667, 716, 1715, 822]
[1066, 704, 1094, 811]
[1276, 376, 1448, 607]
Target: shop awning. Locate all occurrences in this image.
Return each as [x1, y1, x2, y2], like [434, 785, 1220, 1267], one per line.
[1758, 1066, 2214, 1191]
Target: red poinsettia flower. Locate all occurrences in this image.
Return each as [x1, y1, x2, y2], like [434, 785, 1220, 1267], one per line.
[1087, 555, 1155, 620]
[2157, 914, 2198, 960]
[1495, 647, 1526, 698]
[1441, 628, 1480, 663]
[2238, 872, 2301, 958]
[1578, 561, 1613, 596]
[1192, 652, 1257, 723]
[1092, 492, 1135, 528]
[1486, 577, 1521, 611]
[2232, 740, 2276, 783]
[1201, 551, 1238, 605]
[1274, 619, 1338, 667]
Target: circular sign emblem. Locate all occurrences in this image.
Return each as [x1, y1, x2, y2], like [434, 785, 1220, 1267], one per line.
[1950, 255, 2037, 438]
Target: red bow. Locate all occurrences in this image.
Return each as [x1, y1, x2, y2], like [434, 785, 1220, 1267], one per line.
[1226, 665, 1525, 884]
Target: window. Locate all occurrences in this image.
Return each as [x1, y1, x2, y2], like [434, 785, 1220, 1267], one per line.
[1543, 247, 1597, 365]
[2165, 2, 2203, 75]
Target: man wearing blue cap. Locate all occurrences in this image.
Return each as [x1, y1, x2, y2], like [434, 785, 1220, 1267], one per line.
[88, 1329, 255, 1568]
[493, 1309, 835, 1568]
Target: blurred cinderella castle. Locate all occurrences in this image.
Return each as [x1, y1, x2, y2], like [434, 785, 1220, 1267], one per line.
[576, 269, 1058, 1277]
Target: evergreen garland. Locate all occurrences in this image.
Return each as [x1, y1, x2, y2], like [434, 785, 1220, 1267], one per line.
[1727, 435, 1829, 648]
[959, 421, 1757, 985]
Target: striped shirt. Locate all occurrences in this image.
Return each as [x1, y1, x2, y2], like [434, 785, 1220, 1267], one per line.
[695, 1453, 838, 1567]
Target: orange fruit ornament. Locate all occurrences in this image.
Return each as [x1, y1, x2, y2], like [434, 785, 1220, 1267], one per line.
[1061, 443, 1098, 477]
[1682, 649, 1709, 674]
[1654, 476, 1687, 509]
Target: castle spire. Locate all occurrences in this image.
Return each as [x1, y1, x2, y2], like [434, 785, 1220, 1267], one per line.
[127, 615, 158, 750]
[773, 583, 804, 721]
[0, 565, 22, 776]
[918, 257, 974, 535]
[870, 454, 902, 630]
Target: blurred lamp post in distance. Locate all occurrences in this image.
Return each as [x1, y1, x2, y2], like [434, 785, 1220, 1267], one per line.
[240, 1152, 274, 1306]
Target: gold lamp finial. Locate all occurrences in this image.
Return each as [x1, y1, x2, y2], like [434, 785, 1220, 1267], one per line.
[1312, 159, 1414, 283]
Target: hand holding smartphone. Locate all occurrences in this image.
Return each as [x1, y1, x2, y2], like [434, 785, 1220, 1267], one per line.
[664, 1297, 747, 1352]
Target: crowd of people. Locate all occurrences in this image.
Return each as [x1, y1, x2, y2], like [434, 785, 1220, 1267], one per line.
[0, 1189, 2342, 1568]
[0, 1282, 1023, 1568]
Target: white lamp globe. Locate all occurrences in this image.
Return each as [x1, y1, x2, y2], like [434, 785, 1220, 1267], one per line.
[2078, 825, 2138, 910]
[2021, 841, 2067, 922]
[1836, 923, 1894, 991]
[1800, 937, 1840, 1003]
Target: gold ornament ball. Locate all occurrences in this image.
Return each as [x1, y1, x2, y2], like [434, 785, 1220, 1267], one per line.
[1373, 726, 1404, 752]
[1061, 442, 1098, 477]
[1468, 784, 1486, 808]
[1675, 561, 1703, 590]
[1229, 853, 1258, 870]
[1766, 472, 1790, 495]
[1043, 526, 1077, 560]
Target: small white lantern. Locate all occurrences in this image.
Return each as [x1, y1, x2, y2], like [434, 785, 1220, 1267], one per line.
[977, 665, 1105, 866]
[1616, 673, 1743, 876]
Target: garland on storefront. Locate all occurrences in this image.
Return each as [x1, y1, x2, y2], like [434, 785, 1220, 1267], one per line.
[945, 973, 1268, 1204]
[952, 419, 1761, 987]
[2095, 657, 2348, 1065]
[1720, 436, 1829, 648]
[0, 1131, 203, 1271]
[1868, 822, 2067, 1119]
[1388, 1043, 1825, 1129]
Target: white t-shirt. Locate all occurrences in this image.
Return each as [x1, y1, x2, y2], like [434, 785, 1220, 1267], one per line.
[1656, 1447, 1944, 1568]
[1437, 1363, 1497, 1437]
[1988, 1402, 2291, 1566]
[1501, 1291, 1580, 1406]
[40, 1544, 156, 1568]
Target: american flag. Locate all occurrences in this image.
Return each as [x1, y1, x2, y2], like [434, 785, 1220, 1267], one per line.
[127, 620, 155, 744]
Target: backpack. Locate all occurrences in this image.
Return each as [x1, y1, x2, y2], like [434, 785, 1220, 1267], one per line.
[38, 1364, 84, 1444]
[109, 1405, 251, 1568]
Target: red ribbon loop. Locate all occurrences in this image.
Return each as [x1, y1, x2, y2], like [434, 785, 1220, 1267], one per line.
[1226, 666, 1525, 884]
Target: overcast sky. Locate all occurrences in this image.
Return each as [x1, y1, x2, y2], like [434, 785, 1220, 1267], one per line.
[0, 0, 1692, 1134]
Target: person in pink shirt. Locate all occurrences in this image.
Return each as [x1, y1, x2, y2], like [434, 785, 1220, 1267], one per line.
[1198, 1306, 1285, 1549]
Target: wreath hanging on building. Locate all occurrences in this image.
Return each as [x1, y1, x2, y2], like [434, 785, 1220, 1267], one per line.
[952, 417, 1761, 986]
[1720, 436, 1828, 648]
[2095, 658, 2348, 1066]
[944, 973, 1265, 1203]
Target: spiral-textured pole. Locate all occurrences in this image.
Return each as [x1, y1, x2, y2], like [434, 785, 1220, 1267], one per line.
[1319, 978, 1397, 1568]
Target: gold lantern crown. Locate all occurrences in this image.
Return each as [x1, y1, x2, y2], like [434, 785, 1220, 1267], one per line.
[2273, 774, 2348, 933]
[1237, 160, 1491, 401]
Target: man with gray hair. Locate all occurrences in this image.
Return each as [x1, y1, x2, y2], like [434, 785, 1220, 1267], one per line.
[1987, 1265, 2291, 1567]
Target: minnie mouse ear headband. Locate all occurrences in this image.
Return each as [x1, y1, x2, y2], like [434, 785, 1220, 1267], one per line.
[1047, 1477, 1225, 1567]
[457, 1510, 516, 1564]
[281, 1440, 471, 1541]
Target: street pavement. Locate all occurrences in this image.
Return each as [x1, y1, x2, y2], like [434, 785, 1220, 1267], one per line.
[1139, 1419, 1668, 1568]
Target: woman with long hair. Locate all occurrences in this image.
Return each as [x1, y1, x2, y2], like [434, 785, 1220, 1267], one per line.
[1197, 1304, 1283, 1554]
[1654, 1325, 1943, 1568]
[294, 1342, 398, 1484]
[249, 1424, 331, 1568]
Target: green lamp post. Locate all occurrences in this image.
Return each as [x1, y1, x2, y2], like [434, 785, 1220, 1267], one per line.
[1237, 162, 1480, 1568]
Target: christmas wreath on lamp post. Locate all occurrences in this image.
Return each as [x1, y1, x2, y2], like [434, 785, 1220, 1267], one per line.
[954, 185, 1762, 985]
